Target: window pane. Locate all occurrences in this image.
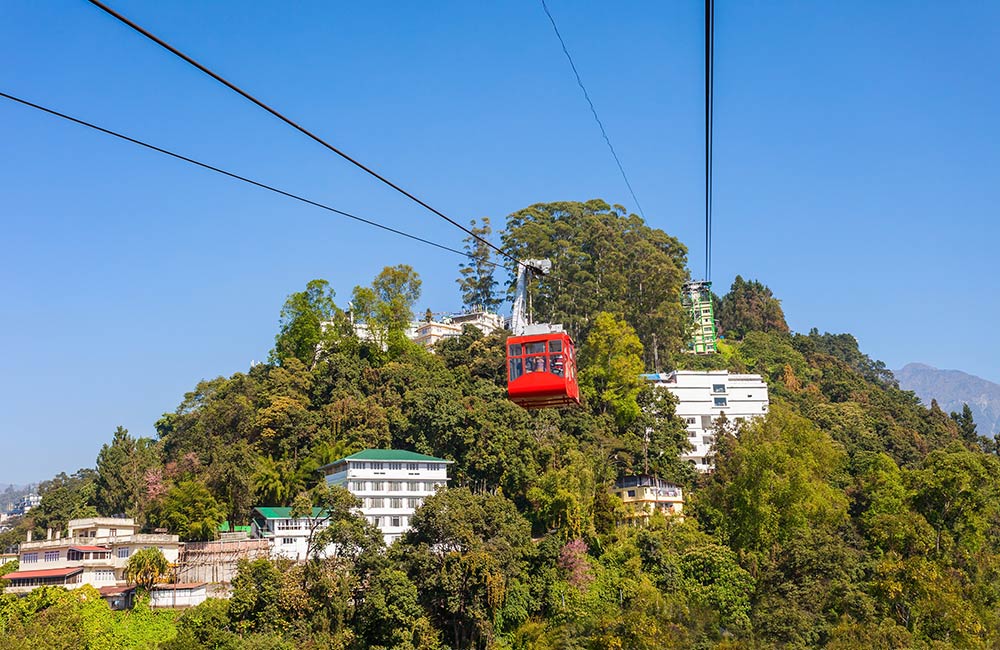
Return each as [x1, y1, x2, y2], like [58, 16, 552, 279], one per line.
[509, 358, 523, 380]
[549, 353, 564, 376]
[525, 355, 547, 373]
[549, 339, 562, 352]
[508, 344, 522, 356]
[526, 342, 545, 354]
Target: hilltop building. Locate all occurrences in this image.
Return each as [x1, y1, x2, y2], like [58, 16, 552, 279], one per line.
[350, 310, 504, 350]
[612, 475, 684, 525]
[250, 507, 330, 561]
[9, 493, 41, 517]
[645, 370, 769, 472]
[321, 449, 451, 544]
[682, 281, 717, 354]
[407, 310, 505, 348]
[4, 518, 180, 595]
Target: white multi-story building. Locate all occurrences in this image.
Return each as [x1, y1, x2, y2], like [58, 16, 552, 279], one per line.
[645, 370, 770, 472]
[321, 449, 451, 545]
[4, 517, 180, 595]
[406, 310, 506, 349]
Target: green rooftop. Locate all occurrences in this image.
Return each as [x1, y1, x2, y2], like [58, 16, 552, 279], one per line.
[323, 448, 451, 467]
[253, 507, 327, 520]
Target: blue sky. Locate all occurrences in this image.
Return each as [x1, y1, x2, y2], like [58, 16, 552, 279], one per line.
[2, 1, 998, 484]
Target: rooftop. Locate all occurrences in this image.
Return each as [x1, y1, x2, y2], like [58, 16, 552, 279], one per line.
[320, 448, 452, 469]
[614, 475, 682, 490]
[5, 567, 84, 580]
[253, 507, 328, 520]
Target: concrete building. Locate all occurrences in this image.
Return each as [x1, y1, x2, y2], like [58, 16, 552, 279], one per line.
[407, 310, 505, 349]
[9, 493, 41, 517]
[321, 449, 451, 545]
[150, 582, 208, 608]
[250, 507, 329, 561]
[4, 517, 180, 595]
[612, 475, 684, 524]
[645, 370, 770, 472]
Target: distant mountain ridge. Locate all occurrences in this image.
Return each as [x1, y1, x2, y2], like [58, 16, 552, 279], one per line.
[896, 363, 1000, 435]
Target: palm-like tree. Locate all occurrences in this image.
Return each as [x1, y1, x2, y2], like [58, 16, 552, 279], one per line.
[124, 547, 169, 592]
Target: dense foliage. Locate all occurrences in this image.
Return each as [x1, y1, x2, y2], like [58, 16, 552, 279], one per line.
[3, 200, 998, 649]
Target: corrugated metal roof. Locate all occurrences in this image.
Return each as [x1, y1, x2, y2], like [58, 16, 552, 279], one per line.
[318, 449, 451, 470]
[252, 507, 327, 520]
[154, 582, 206, 590]
[5, 567, 84, 579]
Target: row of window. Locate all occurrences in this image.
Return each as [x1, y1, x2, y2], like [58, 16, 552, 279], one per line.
[94, 569, 116, 582]
[356, 462, 434, 471]
[349, 480, 444, 493]
[368, 516, 407, 529]
[23, 546, 144, 563]
[364, 497, 422, 509]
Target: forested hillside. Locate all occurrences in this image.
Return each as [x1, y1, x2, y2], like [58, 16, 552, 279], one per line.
[3, 200, 999, 649]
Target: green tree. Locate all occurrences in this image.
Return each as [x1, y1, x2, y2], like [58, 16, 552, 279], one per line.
[457, 217, 500, 311]
[399, 488, 534, 650]
[699, 403, 849, 555]
[124, 547, 170, 592]
[271, 279, 343, 367]
[351, 265, 422, 346]
[578, 312, 645, 426]
[148, 480, 225, 541]
[94, 426, 158, 520]
[229, 558, 288, 635]
[716, 275, 789, 339]
[950, 403, 986, 450]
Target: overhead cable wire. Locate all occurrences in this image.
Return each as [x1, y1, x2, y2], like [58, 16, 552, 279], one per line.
[0, 90, 477, 260]
[85, 0, 520, 270]
[705, 0, 714, 281]
[539, 0, 646, 220]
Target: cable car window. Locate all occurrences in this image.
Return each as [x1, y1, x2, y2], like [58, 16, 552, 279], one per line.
[526, 342, 546, 355]
[549, 339, 562, 352]
[525, 356, 547, 373]
[550, 353, 564, 376]
[509, 358, 523, 381]
[508, 344, 522, 356]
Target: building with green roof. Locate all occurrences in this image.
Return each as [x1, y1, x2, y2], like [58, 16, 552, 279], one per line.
[320, 448, 452, 545]
[249, 507, 335, 561]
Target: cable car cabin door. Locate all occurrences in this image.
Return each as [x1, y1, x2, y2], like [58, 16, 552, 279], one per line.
[506, 333, 581, 409]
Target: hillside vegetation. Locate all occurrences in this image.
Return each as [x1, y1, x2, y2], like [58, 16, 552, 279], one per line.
[3, 200, 999, 649]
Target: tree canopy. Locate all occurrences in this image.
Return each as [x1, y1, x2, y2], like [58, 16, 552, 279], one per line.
[5, 201, 999, 649]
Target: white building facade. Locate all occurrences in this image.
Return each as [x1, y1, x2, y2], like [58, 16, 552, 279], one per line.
[407, 310, 506, 349]
[5, 518, 180, 595]
[645, 370, 770, 472]
[321, 449, 451, 545]
[249, 507, 329, 561]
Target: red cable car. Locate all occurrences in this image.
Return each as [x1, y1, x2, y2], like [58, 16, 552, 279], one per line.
[505, 259, 581, 409]
[507, 331, 580, 409]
